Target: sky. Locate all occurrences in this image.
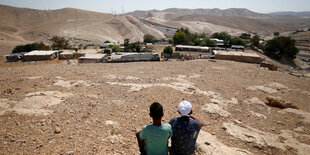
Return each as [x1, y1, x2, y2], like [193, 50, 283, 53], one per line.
[0, 0, 309, 14]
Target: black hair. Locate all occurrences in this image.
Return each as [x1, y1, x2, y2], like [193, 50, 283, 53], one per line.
[150, 102, 163, 120]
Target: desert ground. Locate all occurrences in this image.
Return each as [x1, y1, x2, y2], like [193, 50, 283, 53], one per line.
[0, 59, 310, 154]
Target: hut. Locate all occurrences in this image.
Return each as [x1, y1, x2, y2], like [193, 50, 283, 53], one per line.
[106, 52, 160, 62]
[231, 45, 245, 51]
[22, 50, 58, 61]
[5, 53, 24, 62]
[215, 51, 263, 64]
[175, 45, 210, 52]
[78, 53, 106, 63]
[59, 50, 76, 59]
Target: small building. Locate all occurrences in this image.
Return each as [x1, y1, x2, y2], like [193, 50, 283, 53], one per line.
[175, 45, 210, 52]
[59, 50, 76, 59]
[210, 38, 225, 47]
[231, 45, 245, 51]
[78, 53, 106, 63]
[5, 53, 24, 62]
[22, 50, 58, 61]
[215, 51, 263, 63]
[106, 52, 160, 62]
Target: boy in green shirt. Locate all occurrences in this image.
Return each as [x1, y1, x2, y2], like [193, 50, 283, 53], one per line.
[136, 102, 172, 155]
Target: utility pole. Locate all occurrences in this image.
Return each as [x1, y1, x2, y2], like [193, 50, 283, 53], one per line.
[75, 9, 78, 36]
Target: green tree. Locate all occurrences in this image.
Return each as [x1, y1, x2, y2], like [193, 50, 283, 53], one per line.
[163, 46, 173, 54]
[264, 36, 299, 59]
[211, 32, 231, 46]
[229, 37, 245, 46]
[124, 39, 129, 47]
[204, 37, 216, 47]
[250, 35, 260, 47]
[274, 32, 280, 36]
[127, 42, 142, 52]
[239, 33, 251, 40]
[12, 42, 51, 53]
[50, 36, 71, 50]
[112, 45, 120, 52]
[143, 34, 157, 43]
[173, 31, 186, 45]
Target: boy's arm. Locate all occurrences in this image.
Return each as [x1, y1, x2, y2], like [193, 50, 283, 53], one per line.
[189, 115, 204, 128]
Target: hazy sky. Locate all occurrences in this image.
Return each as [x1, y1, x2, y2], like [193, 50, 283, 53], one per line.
[0, 0, 309, 13]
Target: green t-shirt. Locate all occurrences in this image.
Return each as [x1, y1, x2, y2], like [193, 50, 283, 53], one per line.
[140, 123, 172, 155]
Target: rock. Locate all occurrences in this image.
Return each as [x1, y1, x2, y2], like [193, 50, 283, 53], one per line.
[197, 130, 252, 155]
[104, 120, 119, 128]
[223, 122, 310, 154]
[201, 103, 231, 117]
[260, 61, 277, 71]
[55, 127, 61, 134]
[279, 108, 310, 124]
[66, 150, 74, 155]
[266, 96, 298, 109]
[243, 97, 266, 106]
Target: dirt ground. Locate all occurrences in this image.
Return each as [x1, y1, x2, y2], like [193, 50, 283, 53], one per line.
[0, 59, 309, 154]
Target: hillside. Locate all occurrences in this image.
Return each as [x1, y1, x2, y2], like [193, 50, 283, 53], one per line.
[0, 4, 165, 57]
[128, 8, 310, 35]
[128, 8, 269, 18]
[269, 11, 310, 16]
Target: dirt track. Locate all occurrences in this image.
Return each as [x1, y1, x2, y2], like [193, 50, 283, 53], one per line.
[0, 59, 309, 154]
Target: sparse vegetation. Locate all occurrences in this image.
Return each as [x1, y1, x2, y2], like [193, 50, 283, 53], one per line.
[264, 36, 299, 59]
[112, 45, 120, 52]
[273, 32, 280, 36]
[239, 33, 251, 40]
[143, 34, 157, 43]
[12, 42, 51, 53]
[124, 39, 142, 52]
[50, 36, 72, 50]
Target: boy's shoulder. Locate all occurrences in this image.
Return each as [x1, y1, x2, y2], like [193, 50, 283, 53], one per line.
[162, 123, 172, 129]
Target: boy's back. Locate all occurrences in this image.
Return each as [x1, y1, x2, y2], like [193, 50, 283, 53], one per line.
[140, 123, 172, 155]
[170, 117, 200, 155]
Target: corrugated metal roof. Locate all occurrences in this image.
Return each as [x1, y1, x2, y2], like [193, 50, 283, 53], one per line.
[24, 50, 58, 56]
[79, 54, 106, 59]
[176, 45, 210, 50]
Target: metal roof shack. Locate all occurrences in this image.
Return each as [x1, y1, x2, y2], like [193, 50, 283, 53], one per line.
[231, 45, 245, 51]
[59, 50, 76, 59]
[22, 50, 59, 61]
[106, 52, 160, 62]
[175, 45, 210, 52]
[78, 53, 106, 63]
[5, 53, 25, 62]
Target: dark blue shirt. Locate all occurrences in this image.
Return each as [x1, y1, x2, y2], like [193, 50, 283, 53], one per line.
[169, 116, 201, 155]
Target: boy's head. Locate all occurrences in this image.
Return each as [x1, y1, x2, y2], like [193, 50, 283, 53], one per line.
[149, 102, 163, 120]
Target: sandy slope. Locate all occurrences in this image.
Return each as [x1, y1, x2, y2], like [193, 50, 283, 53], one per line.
[0, 4, 165, 57]
[0, 60, 309, 154]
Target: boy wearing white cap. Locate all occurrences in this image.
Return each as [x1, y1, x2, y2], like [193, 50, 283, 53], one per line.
[169, 101, 204, 155]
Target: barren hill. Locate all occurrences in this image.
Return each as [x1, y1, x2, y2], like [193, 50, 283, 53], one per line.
[0, 4, 165, 57]
[128, 8, 310, 35]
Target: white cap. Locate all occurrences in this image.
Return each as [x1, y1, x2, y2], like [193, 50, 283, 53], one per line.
[178, 101, 192, 116]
